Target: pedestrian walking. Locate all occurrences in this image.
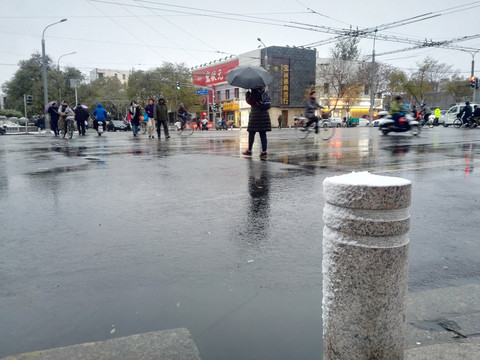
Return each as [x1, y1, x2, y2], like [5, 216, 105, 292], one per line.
[277, 114, 283, 129]
[48, 102, 60, 136]
[154, 96, 170, 139]
[74, 103, 89, 136]
[131, 104, 142, 136]
[145, 98, 156, 138]
[242, 87, 271, 159]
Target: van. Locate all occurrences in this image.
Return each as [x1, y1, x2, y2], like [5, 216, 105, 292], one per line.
[442, 103, 478, 126]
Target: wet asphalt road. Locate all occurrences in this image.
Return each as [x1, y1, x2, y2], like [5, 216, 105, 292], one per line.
[1, 126, 479, 359]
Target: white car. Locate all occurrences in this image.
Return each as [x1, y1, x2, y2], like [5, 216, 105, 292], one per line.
[358, 118, 370, 126]
[443, 104, 478, 126]
[324, 117, 343, 127]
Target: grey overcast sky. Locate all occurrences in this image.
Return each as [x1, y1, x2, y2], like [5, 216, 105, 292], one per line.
[1, 0, 479, 87]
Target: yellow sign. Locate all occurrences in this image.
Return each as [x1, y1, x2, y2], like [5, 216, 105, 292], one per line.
[222, 102, 239, 111]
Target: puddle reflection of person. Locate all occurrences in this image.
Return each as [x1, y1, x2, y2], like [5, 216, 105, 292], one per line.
[245, 162, 271, 244]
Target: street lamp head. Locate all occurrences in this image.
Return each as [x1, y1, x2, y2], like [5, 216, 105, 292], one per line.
[61, 18, 67, 22]
[257, 37, 261, 42]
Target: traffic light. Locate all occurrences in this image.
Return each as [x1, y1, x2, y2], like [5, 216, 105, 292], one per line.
[470, 76, 476, 88]
[176, 81, 181, 90]
[26, 95, 32, 105]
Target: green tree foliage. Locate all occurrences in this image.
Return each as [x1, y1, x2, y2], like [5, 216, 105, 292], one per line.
[127, 62, 201, 113]
[442, 74, 472, 103]
[2, 53, 46, 115]
[331, 37, 361, 61]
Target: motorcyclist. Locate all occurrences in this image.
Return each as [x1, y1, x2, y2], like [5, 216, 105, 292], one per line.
[303, 91, 323, 133]
[457, 101, 473, 126]
[390, 95, 404, 127]
[92, 103, 108, 131]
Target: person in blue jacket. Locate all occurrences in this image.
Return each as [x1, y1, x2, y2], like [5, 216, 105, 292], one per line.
[92, 103, 108, 131]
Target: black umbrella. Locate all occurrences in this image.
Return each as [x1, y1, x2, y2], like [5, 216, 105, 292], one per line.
[226, 65, 273, 89]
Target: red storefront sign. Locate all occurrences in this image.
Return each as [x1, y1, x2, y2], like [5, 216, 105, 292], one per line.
[192, 60, 239, 86]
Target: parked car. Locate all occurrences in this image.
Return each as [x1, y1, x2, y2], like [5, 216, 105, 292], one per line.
[358, 118, 370, 126]
[442, 104, 478, 127]
[325, 117, 343, 127]
[107, 119, 130, 131]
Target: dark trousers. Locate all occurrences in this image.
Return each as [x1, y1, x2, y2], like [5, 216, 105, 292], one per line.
[305, 116, 318, 129]
[248, 131, 267, 152]
[156, 120, 169, 138]
[51, 119, 59, 136]
[76, 120, 86, 135]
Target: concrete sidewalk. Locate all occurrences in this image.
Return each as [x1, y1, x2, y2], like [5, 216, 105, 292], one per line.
[405, 283, 480, 359]
[0, 329, 201, 360]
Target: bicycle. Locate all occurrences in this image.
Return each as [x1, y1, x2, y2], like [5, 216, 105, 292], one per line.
[175, 114, 194, 135]
[140, 119, 147, 134]
[295, 116, 335, 140]
[58, 116, 75, 139]
[454, 115, 478, 129]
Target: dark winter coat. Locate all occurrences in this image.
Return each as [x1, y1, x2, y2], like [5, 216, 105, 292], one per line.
[145, 103, 154, 118]
[74, 106, 89, 122]
[154, 97, 169, 122]
[132, 106, 141, 126]
[246, 88, 271, 132]
[48, 106, 59, 122]
[305, 97, 321, 119]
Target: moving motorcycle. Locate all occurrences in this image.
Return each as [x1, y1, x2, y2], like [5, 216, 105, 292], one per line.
[379, 112, 420, 136]
[97, 120, 105, 136]
[0, 123, 7, 135]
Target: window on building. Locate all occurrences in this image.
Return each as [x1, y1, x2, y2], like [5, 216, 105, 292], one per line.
[98, 72, 104, 78]
[114, 73, 118, 78]
[122, 74, 126, 80]
[216, 91, 221, 101]
[364, 85, 370, 95]
[225, 89, 230, 99]
[234, 88, 239, 99]
[323, 83, 329, 93]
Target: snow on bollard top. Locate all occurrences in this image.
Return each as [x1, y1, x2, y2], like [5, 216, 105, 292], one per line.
[323, 171, 411, 210]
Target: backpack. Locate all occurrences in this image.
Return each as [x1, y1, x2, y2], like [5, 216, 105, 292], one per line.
[258, 91, 271, 111]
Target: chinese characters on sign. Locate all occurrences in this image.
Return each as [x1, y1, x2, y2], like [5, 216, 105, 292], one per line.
[269, 58, 290, 106]
[192, 60, 239, 86]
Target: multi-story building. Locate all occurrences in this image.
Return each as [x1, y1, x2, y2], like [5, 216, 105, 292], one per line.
[89, 68, 131, 84]
[192, 46, 316, 127]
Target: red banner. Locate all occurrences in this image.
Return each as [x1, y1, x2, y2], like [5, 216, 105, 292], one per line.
[192, 60, 239, 86]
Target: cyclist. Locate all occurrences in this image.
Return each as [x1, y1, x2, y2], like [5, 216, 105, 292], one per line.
[473, 105, 480, 126]
[177, 103, 189, 129]
[303, 91, 323, 133]
[58, 100, 74, 137]
[420, 102, 431, 126]
[457, 101, 473, 126]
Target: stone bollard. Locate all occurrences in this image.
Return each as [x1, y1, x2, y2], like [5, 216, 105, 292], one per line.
[322, 171, 411, 360]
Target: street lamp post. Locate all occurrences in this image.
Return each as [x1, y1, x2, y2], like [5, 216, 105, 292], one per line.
[257, 38, 268, 69]
[42, 18, 67, 129]
[257, 38, 268, 91]
[57, 51, 76, 71]
[369, 29, 378, 124]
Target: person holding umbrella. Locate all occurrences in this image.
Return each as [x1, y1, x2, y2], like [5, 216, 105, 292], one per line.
[46, 101, 60, 136]
[225, 65, 273, 159]
[242, 87, 271, 159]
